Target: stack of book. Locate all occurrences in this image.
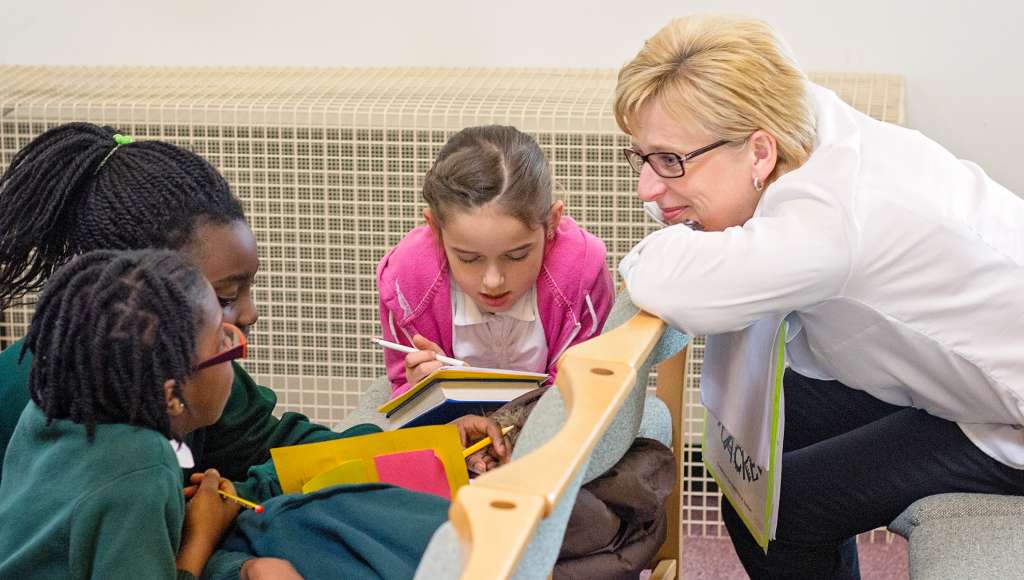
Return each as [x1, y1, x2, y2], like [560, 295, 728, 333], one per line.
[378, 366, 548, 430]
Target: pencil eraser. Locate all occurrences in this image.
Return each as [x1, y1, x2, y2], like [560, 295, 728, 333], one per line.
[255, 505, 264, 514]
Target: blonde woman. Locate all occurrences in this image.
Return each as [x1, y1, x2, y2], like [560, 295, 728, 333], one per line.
[615, 15, 1024, 579]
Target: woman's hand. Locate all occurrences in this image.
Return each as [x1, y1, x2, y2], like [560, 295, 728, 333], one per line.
[452, 414, 511, 474]
[177, 469, 241, 576]
[241, 557, 305, 580]
[404, 334, 447, 387]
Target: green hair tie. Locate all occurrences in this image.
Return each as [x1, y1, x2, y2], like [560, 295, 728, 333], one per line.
[95, 133, 135, 174]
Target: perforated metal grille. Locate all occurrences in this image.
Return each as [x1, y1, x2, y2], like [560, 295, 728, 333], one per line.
[0, 66, 904, 543]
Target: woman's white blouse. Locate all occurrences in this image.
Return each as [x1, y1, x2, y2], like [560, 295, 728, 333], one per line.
[620, 83, 1024, 467]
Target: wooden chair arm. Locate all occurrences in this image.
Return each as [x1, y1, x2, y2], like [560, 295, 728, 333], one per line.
[449, 310, 666, 579]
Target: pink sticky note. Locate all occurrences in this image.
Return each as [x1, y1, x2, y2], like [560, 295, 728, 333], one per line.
[373, 449, 451, 499]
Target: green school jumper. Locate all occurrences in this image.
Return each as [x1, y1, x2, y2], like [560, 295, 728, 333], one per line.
[0, 403, 194, 579]
[0, 339, 381, 579]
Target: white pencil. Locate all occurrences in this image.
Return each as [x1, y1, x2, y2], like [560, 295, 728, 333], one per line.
[373, 338, 467, 367]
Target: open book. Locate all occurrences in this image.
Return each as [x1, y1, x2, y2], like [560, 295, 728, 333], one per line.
[378, 366, 548, 430]
[701, 313, 788, 551]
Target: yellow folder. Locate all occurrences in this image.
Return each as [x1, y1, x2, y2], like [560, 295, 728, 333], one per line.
[271, 424, 470, 496]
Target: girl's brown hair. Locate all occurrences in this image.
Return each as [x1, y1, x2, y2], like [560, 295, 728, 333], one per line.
[423, 125, 553, 229]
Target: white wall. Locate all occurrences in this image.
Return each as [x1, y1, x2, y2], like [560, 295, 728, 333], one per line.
[2, 0, 1021, 194]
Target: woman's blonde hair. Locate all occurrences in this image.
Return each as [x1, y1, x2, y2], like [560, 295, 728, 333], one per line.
[614, 15, 815, 183]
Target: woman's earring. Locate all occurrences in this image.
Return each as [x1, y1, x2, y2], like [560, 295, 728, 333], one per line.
[753, 175, 765, 193]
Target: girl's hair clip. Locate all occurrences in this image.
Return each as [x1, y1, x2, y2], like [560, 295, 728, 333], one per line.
[96, 134, 135, 174]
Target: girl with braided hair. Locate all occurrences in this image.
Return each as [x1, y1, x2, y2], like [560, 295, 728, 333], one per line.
[0, 249, 243, 579]
[0, 123, 383, 578]
[0, 123, 373, 483]
[0, 124, 476, 579]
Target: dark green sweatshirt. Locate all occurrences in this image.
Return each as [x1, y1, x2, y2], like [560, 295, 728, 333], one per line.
[0, 339, 381, 579]
[0, 403, 195, 579]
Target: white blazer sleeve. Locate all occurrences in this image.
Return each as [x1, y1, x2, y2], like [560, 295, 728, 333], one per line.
[619, 172, 853, 335]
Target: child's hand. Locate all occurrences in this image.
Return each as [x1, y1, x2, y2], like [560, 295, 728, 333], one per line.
[466, 448, 501, 475]
[182, 470, 233, 500]
[404, 334, 447, 387]
[177, 469, 241, 575]
[453, 415, 511, 474]
[241, 557, 305, 580]
[183, 471, 205, 499]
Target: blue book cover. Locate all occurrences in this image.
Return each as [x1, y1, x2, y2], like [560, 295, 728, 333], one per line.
[385, 382, 540, 430]
[398, 400, 509, 429]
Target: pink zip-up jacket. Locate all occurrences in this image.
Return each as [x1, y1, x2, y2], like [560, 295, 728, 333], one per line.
[378, 216, 615, 397]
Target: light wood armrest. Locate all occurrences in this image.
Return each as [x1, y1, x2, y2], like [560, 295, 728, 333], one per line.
[449, 310, 666, 579]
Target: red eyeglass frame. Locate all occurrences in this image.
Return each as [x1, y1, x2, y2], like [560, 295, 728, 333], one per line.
[194, 322, 248, 371]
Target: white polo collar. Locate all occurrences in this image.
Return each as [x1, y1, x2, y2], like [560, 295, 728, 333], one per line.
[452, 284, 537, 326]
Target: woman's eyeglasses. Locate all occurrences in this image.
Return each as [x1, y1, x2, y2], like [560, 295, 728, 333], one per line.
[622, 139, 731, 179]
[194, 322, 248, 371]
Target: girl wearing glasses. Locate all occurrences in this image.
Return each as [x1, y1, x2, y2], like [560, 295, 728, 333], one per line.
[0, 124, 502, 580]
[615, 15, 1024, 580]
[0, 123, 347, 494]
[0, 123, 442, 579]
[0, 250, 244, 579]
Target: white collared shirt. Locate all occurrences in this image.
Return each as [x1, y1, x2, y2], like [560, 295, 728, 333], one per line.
[451, 283, 547, 372]
[169, 439, 194, 469]
[620, 82, 1024, 468]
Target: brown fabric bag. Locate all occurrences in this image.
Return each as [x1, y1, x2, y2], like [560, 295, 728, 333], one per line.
[487, 388, 677, 580]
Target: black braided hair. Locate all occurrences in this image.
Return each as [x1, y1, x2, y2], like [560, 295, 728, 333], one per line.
[0, 122, 245, 310]
[23, 249, 207, 439]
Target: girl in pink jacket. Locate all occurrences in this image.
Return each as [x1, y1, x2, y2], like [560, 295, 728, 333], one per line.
[378, 125, 614, 400]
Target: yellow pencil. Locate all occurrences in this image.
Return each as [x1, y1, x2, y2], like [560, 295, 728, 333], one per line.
[462, 425, 515, 458]
[218, 489, 265, 513]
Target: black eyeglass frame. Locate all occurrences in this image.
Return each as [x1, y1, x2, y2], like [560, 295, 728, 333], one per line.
[622, 139, 732, 179]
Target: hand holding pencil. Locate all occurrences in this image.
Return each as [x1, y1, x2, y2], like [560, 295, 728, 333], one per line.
[452, 415, 515, 475]
[179, 469, 243, 574]
[184, 470, 263, 512]
[374, 336, 466, 367]
[463, 425, 515, 458]
[390, 334, 467, 389]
